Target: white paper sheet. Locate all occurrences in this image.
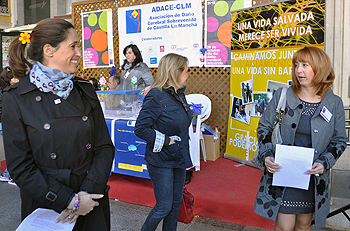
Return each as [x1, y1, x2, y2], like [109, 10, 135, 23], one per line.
[16, 208, 76, 231]
[272, 144, 314, 190]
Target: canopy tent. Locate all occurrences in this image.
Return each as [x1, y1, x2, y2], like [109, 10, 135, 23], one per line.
[3, 23, 36, 32]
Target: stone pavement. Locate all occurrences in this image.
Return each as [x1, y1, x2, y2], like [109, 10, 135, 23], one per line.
[0, 137, 348, 230]
[0, 182, 346, 231]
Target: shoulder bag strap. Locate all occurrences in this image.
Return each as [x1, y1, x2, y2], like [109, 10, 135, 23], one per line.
[273, 87, 287, 129]
[276, 87, 287, 112]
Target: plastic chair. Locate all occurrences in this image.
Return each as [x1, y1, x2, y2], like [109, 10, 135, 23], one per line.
[186, 94, 211, 171]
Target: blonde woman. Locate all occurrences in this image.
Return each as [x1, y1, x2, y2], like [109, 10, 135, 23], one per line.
[135, 53, 193, 231]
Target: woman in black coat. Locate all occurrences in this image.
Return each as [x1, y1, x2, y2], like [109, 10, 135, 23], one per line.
[2, 18, 114, 230]
[0, 67, 18, 184]
[135, 53, 192, 231]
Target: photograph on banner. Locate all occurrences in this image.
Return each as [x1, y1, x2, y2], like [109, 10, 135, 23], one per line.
[118, 0, 202, 68]
[240, 79, 253, 105]
[251, 92, 272, 117]
[204, 0, 253, 67]
[82, 9, 114, 68]
[225, 0, 325, 163]
[230, 96, 251, 125]
[266, 80, 289, 94]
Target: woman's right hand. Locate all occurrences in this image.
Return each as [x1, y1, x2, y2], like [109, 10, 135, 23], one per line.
[265, 156, 281, 173]
[56, 192, 103, 223]
[73, 191, 104, 216]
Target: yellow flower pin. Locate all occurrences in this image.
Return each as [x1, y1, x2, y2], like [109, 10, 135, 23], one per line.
[19, 32, 31, 44]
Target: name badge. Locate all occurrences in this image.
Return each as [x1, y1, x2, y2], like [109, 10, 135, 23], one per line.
[320, 106, 332, 122]
[54, 99, 61, 105]
[124, 70, 130, 79]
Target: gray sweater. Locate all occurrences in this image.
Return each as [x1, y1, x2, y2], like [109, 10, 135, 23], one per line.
[120, 62, 153, 90]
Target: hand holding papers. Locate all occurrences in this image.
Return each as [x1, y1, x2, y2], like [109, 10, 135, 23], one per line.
[265, 156, 282, 173]
[272, 144, 314, 190]
[16, 208, 76, 231]
[305, 161, 324, 176]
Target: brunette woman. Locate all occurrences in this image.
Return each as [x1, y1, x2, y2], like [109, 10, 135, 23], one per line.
[3, 18, 114, 230]
[120, 44, 153, 90]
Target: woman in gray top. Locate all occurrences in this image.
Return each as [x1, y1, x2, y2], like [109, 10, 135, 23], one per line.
[254, 46, 347, 230]
[120, 44, 153, 90]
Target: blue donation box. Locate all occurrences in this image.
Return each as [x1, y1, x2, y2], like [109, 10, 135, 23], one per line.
[106, 119, 149, 179]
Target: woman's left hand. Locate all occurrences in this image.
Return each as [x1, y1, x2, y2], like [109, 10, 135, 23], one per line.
[305, 162, 324, 176]
[56, 209, 79, 224]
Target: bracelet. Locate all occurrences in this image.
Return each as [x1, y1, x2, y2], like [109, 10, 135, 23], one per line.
[68, 194, 80, 213]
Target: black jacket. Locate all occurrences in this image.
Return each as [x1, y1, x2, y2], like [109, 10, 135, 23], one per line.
[0, 89, 2, 123]
[135, 87, 192, 169]
[2, 76, 114, 230]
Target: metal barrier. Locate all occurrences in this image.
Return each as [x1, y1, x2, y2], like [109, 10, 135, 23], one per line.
[345, 107, 350, 146]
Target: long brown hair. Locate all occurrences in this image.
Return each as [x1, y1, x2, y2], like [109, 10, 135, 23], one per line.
[9, 37, 32, 79]
[291, 46, 334, 98]
[121, 44, 143, 70]
[9, 18, 74, 79]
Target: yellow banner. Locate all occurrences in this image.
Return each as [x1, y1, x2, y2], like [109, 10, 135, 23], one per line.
[226, 44, 324, 161]
[226, 0, 324, 163]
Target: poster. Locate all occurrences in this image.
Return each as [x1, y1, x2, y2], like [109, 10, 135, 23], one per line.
[205, 0, 252, 67]
[118, 0, 203, 67]
[225, 0, 325, 163]
[82, 9, 114, 68]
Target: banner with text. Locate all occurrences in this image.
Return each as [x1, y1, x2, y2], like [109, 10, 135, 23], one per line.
[82, 9, 114, 68]
[225, 0, 325, 163]
[205, 0, 253, 67]
[118, 0, 203, 68]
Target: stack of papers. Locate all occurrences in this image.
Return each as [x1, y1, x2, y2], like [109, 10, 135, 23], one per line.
[16, 208, 76, 231]
[272, 144, 314, 190]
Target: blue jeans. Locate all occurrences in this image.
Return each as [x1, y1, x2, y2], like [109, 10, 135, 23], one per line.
[141, 164, 186, 231]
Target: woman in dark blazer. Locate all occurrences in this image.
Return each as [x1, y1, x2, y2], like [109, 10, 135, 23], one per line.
[2, 19, 114, 230]
[135, 53, 193, 231]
